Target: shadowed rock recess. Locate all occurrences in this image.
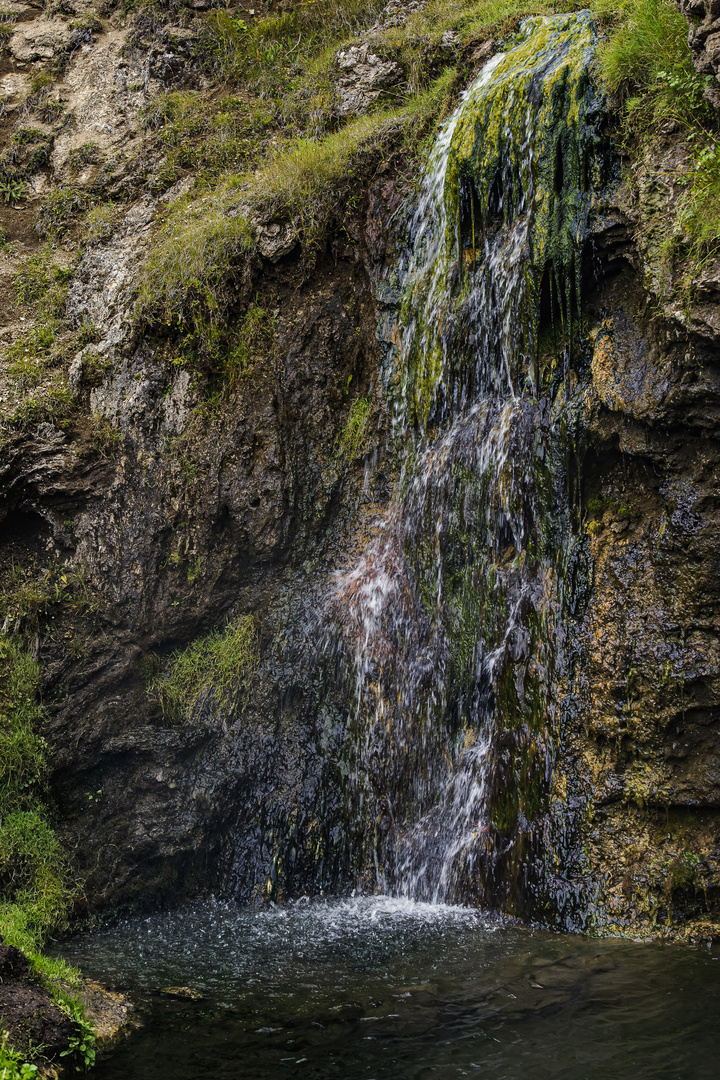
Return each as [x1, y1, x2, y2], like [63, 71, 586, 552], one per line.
[0, 0, 718, 970]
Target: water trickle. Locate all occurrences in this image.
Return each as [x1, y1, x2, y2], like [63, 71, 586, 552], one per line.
[329, 12, 602, 916]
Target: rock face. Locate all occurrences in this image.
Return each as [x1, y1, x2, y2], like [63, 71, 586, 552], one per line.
[0, 0, 718, 941]
[572, 262, 720, 936]
[676, 0, 720, 106]
[335, 43, 403, 116]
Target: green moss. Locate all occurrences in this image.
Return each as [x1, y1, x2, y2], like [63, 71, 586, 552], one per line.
[403, 12, 598, 427]
[151, 614, 259, 722]
[336, 397, 372, 462]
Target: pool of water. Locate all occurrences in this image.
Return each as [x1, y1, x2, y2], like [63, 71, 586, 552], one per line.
[58, 896, 719, 1080]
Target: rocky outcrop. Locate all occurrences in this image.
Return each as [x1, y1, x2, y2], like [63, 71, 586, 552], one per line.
[676, 0, 720, 106]
[547, 147, 720, 936]
[335, 43, 403, 116]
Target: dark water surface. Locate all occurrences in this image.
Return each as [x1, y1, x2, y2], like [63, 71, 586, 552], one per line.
[59, 897, 719, 1079]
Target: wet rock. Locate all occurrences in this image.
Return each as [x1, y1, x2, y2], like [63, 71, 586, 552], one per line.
[77, 979, 136, 1046]
[159, 985, 204, 1000]
[589, 311, 672, 421]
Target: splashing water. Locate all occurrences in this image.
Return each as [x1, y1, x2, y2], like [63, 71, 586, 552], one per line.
[329, 12, 603, 916]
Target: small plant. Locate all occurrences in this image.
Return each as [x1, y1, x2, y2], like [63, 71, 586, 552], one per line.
[85, 416, 123, 459]
[76, 317, 100, 346]
[29, 71, 53, 95]
[668, 850, 701, 893]
[0, 1031, 39, 1080]
[0, 179, 25, 205]
[35, 187, 89, 238]
[221, 300, 276, 388]
[11, 128, 47, 147]
[82, 202, 116, 244]
[56, 995, 96, 1072]
[13, 251, 52, 305]
[32, 99, 66, 125]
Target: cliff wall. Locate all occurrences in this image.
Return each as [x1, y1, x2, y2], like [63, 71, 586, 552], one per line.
[0, 0, 718, 946]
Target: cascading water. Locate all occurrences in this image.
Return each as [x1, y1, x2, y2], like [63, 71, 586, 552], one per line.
[326, 11, 606, 919]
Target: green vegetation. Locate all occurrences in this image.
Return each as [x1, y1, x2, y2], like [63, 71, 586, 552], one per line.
[135, 0, 586, 340]
[67, 142, 102, 177]
[0, 1030, 41, 1080]
[2, 248, 104, 437]
[0, 563, 100, 637]
[597, 0, 720, 270]
[336, 397, 372, 462]
[81, 202, 117, 245]
[217, 299, 276, 389]
[0, 559, 101, 1069]
[35, 186, 91, 239]
[151, 615, 259, 722]
[131, 0, 718, 342]
[0, 636, 75, 955]
[136, 70, 455, 333]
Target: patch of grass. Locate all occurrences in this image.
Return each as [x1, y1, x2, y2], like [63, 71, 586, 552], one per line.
[224, 300, 275, 384]
[6, 327, 57, 387]
[0, 128, 53, 184]
[598, 0, 712, 132]
[0, 564, 99, 637]
[135, 195, 254, 327]
[596, 0, 720, 267]
[13, 252, 52, 306]
[82, 201, 117, 244]
[183, 299, 276, 392]
[137, 68, 456, 333]
[336, 396, 371, 462]
[151, 614, 258, 722]
[29, 71, 53, 95]
[83, 415, 124, 459]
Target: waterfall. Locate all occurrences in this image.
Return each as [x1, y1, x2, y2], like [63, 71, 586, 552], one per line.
[327, 12, 603, 915]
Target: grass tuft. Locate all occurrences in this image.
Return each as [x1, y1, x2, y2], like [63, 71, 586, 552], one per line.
[151, 615, 259, 722]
